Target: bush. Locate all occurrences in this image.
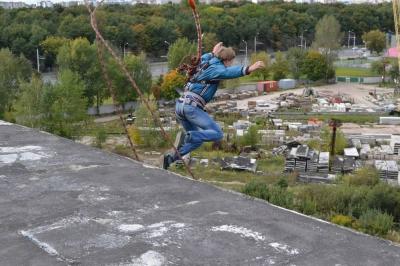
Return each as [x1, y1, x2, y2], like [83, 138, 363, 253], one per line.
[242, 180, 270, 200]
[242, 181, 293, 209]
[269, 186, 293, 209]
[359, 209, 394, 236]
[94, 129, 107, 148]
[296, 197, 317, 215]
[342, 166, 379, 187]
[239, 125, 260, 148]
[366, 183, 400, 222]
[128, 126, 142, 145]
[331, 214, 353, 227]
[113, 144, 130, 157]
[160, 70, 186, 100]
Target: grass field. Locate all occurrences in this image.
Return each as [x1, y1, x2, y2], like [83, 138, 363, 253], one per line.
[335, 67, 376, 77]
[171, 148, 295, 191]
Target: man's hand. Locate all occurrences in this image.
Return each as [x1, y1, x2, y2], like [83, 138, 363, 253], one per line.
[212, 42, 223, 55]
[248, 61, 265, 73]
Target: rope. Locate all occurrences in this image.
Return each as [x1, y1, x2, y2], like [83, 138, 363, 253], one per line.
[85, 1, 197, 180]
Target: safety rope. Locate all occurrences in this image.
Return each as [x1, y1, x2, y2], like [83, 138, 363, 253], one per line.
[85, 1, 197, 180]
[95, 36, 140, 161]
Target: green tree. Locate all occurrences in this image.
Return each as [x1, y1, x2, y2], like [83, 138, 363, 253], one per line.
[41, 36, 70, 67]
[362, 30, 386, 55]
[134, 94, 165, 148]
[109, 52, 152, 104]
[287, 47, 306, 80]
[313, 15, 343, 52]
[0, 48, 32, 118]
[57, 38, 105, 110]
[320, 126, 346, 155]
[302, 50, 335, 81]
[41, 69, 89, 138]
[371, 58, 390, 82]
[250, 51, 270, 80]
[202, 32, 218, 52]
[167, 38, 196, 70]
[271, 51, 289, 81]
[14, 74, 44, 128]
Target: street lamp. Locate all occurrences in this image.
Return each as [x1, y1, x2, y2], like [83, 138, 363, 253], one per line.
[254, 32, 259, 53]
[36, 48, 45, 73]
[348, 30, 356, 49]
[242, 40, 248, 65]
[299, 29, 308, 50]
[123, 42, 128, 58]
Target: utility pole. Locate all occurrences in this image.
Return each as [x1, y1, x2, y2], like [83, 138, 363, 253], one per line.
[242, 40, 248, 65]
[348, 30, 351, 48]
[300, 33, 304, 49]
[123, 42, 128, 58]
[254, 34, 257, 54]
[36, 48, 40, 73]
[328, 119, 342, 171]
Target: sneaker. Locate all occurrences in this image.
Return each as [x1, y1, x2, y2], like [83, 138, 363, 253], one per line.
[162, 153, 174, 170]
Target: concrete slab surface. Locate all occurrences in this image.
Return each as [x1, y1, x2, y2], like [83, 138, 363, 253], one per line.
[1, 121, 400, 266]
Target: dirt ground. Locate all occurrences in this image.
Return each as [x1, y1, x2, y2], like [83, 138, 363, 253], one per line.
[341, 123, 400, 135]
[236, 83, 393, 109]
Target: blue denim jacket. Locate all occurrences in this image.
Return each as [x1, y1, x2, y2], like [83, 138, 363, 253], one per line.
[186, 53, 247, 103]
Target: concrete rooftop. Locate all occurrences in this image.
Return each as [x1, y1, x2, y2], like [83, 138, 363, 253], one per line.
[1, 120, 400, 266]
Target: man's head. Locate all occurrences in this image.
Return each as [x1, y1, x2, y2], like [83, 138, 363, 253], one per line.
[215, 46, 235, 67]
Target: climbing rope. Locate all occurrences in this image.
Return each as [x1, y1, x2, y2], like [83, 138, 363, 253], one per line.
[85, 1, 197, 180]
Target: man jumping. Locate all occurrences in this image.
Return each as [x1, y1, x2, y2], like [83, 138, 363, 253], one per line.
[163, 42, 265, 169]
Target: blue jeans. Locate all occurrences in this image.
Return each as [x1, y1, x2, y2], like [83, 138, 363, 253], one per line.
[175, 101, 223, 159]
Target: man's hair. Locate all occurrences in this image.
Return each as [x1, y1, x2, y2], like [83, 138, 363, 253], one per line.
[215, 46, 235, 62]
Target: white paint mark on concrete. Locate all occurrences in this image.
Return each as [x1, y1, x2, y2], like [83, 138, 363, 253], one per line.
[93, 218, 113, 225]
[69, 164, 100, 171]
[148, 221, 172, 229]
[154, 204, 159, 209]
[171, 223, 185, 228]
[0, 145, 43, 153]
[19, 152, 48, 161]
[20, 230, 59, 256]
[148, 226, 169, 238]
[26, 216, 90, 235]
[108, 210, 124, 217]
[29, 176, 40, 181]
[96, 196, 109, 201]
[131, 250, 166, 266]
[0, 154, 18, 163]
[118, 224, 144, 233]
[0, 146, 50, 164]
[142, 164, 158, 169]
[185, 201, 199, 205]
[0, 120, 12, 125]
[211, 225, 265, 241]
[213, 211, 229, 215]
[269, 242, 299, 255]
[267, 258, 276, 265]
[86, 234, 131, 249]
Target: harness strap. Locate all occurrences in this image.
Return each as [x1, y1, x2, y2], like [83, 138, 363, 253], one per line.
[180, 91, 207, 109]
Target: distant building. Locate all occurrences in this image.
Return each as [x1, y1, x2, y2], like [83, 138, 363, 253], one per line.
[37, 1, 53, 7]
[0, 1, 29, 9]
